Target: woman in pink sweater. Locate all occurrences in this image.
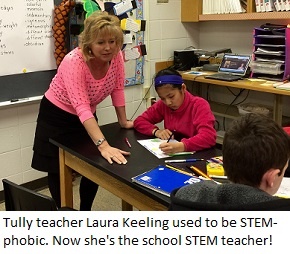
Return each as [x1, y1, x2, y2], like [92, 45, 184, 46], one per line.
[32, 12, 133, 210]
[134, 68, 216, 154]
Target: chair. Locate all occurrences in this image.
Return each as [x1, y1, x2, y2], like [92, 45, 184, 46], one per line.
[2, 179, 75, 211]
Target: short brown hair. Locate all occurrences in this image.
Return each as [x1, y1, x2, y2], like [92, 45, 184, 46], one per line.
[223, 113, 290, 187]
[79, 11, 123, 61]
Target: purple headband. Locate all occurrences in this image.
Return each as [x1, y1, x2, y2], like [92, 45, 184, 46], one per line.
[154, 75, 183, 87]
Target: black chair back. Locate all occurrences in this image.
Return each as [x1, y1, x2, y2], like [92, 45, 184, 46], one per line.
[2, 179, 58, 211]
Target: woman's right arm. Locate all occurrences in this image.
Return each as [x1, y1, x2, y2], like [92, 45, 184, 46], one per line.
[83, 118, 130, 164]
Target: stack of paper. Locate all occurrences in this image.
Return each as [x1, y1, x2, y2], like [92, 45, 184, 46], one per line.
[272, 81, 290, 90]
[202, 0, 244, 14]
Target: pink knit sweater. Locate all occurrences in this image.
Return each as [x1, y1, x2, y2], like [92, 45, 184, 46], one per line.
[134, 91, 217, 152]
[45, 47, 125, 123]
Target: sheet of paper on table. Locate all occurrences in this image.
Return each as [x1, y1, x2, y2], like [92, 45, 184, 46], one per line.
[137, 138, 194, 159]
[276, 177, 290, 198]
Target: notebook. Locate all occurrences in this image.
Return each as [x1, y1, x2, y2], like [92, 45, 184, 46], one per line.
[205, 54, 251, 81]
[131, 165, 202, 197]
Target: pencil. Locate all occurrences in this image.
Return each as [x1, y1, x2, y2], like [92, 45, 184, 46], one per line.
[189, 166, 213, 180]
[166, 164, 193, 176]
[165, 158, 204, 163]
[124, 137, 131, 148]
[167, 133, 174, 143]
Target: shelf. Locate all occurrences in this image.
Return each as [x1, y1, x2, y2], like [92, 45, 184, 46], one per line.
[181, 0, 290, 22]
[198, 12, 290, 21]
[252, 27, 290, 81]
[209, 101, 240, 119]
[216, 131, 225, 145]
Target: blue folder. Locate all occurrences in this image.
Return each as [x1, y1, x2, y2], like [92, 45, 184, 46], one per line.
[131, 165, 202, 197]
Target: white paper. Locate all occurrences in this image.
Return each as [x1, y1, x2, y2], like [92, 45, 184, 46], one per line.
[125, 18, 140, 32]
[137, 138, 195, 159]
[113, 0, 133, 16]
[124, 47, 140, 60]
[123, 33, 133, 44]
[276, 177, 290, 197]
[137, 139, 177, 159]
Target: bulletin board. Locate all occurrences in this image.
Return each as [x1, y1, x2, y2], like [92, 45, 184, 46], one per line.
[95, 0, 145, 86]
[69, 0, 145, 87]
[122, 0, 145, 86]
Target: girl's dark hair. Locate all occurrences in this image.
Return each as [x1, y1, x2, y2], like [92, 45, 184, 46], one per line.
[155, 68, 182, 78]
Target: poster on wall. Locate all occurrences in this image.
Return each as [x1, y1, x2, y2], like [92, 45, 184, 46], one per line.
[0, 0, 56, 76]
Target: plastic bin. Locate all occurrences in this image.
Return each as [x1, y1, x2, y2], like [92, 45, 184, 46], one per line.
[237, 103, 271, 116]
[250, 61, 283, 75]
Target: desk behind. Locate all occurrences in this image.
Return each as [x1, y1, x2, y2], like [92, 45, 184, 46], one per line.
[51, 122, 221, 210]
[182, 72, 290, 95]
[181, 72, 290, 126]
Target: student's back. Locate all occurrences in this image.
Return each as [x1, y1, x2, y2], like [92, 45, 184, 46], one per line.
[169, 181, 290, 211]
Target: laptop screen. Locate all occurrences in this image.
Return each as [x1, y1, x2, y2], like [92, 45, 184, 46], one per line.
[218, 54, 251, 76]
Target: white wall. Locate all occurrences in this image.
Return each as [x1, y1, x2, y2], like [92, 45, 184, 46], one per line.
[146, 0, 199, 98]
[1, 0, 290, 190]
[0, 103, 46, 190]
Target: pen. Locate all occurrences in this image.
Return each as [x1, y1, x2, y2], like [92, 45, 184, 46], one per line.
[188, 166, 213, 181]
[165, 159, 204, 163]
[124, 137, 131, 148]
[209, 157, 223, 164]
[169, 152, 196, 157]
[209, 175, 227, 179]
[167, 133, 174, 143]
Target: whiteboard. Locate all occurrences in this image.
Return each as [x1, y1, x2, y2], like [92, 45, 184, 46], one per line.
[0, 0, 57, 76]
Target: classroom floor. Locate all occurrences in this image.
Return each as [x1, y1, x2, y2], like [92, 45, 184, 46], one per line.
[0, 177, 123, 211]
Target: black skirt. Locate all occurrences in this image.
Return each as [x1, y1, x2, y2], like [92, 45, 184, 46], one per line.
[31, 96, 96, 173]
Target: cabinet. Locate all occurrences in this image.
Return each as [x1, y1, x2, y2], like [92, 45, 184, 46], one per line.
[181, 0, 290, 22]
[251, 27, 290, 81]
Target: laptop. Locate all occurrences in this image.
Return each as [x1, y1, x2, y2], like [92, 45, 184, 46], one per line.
[205, 54, 251, 81]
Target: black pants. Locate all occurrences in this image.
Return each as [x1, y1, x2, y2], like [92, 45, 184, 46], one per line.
[48, 173, 99, 210]
[33, 96, 99, 211]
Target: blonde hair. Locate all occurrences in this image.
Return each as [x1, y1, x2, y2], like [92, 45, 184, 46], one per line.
[79, 11, 124, 61]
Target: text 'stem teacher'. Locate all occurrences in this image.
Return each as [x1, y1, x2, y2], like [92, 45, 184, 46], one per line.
[31, 12, 133, 211]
